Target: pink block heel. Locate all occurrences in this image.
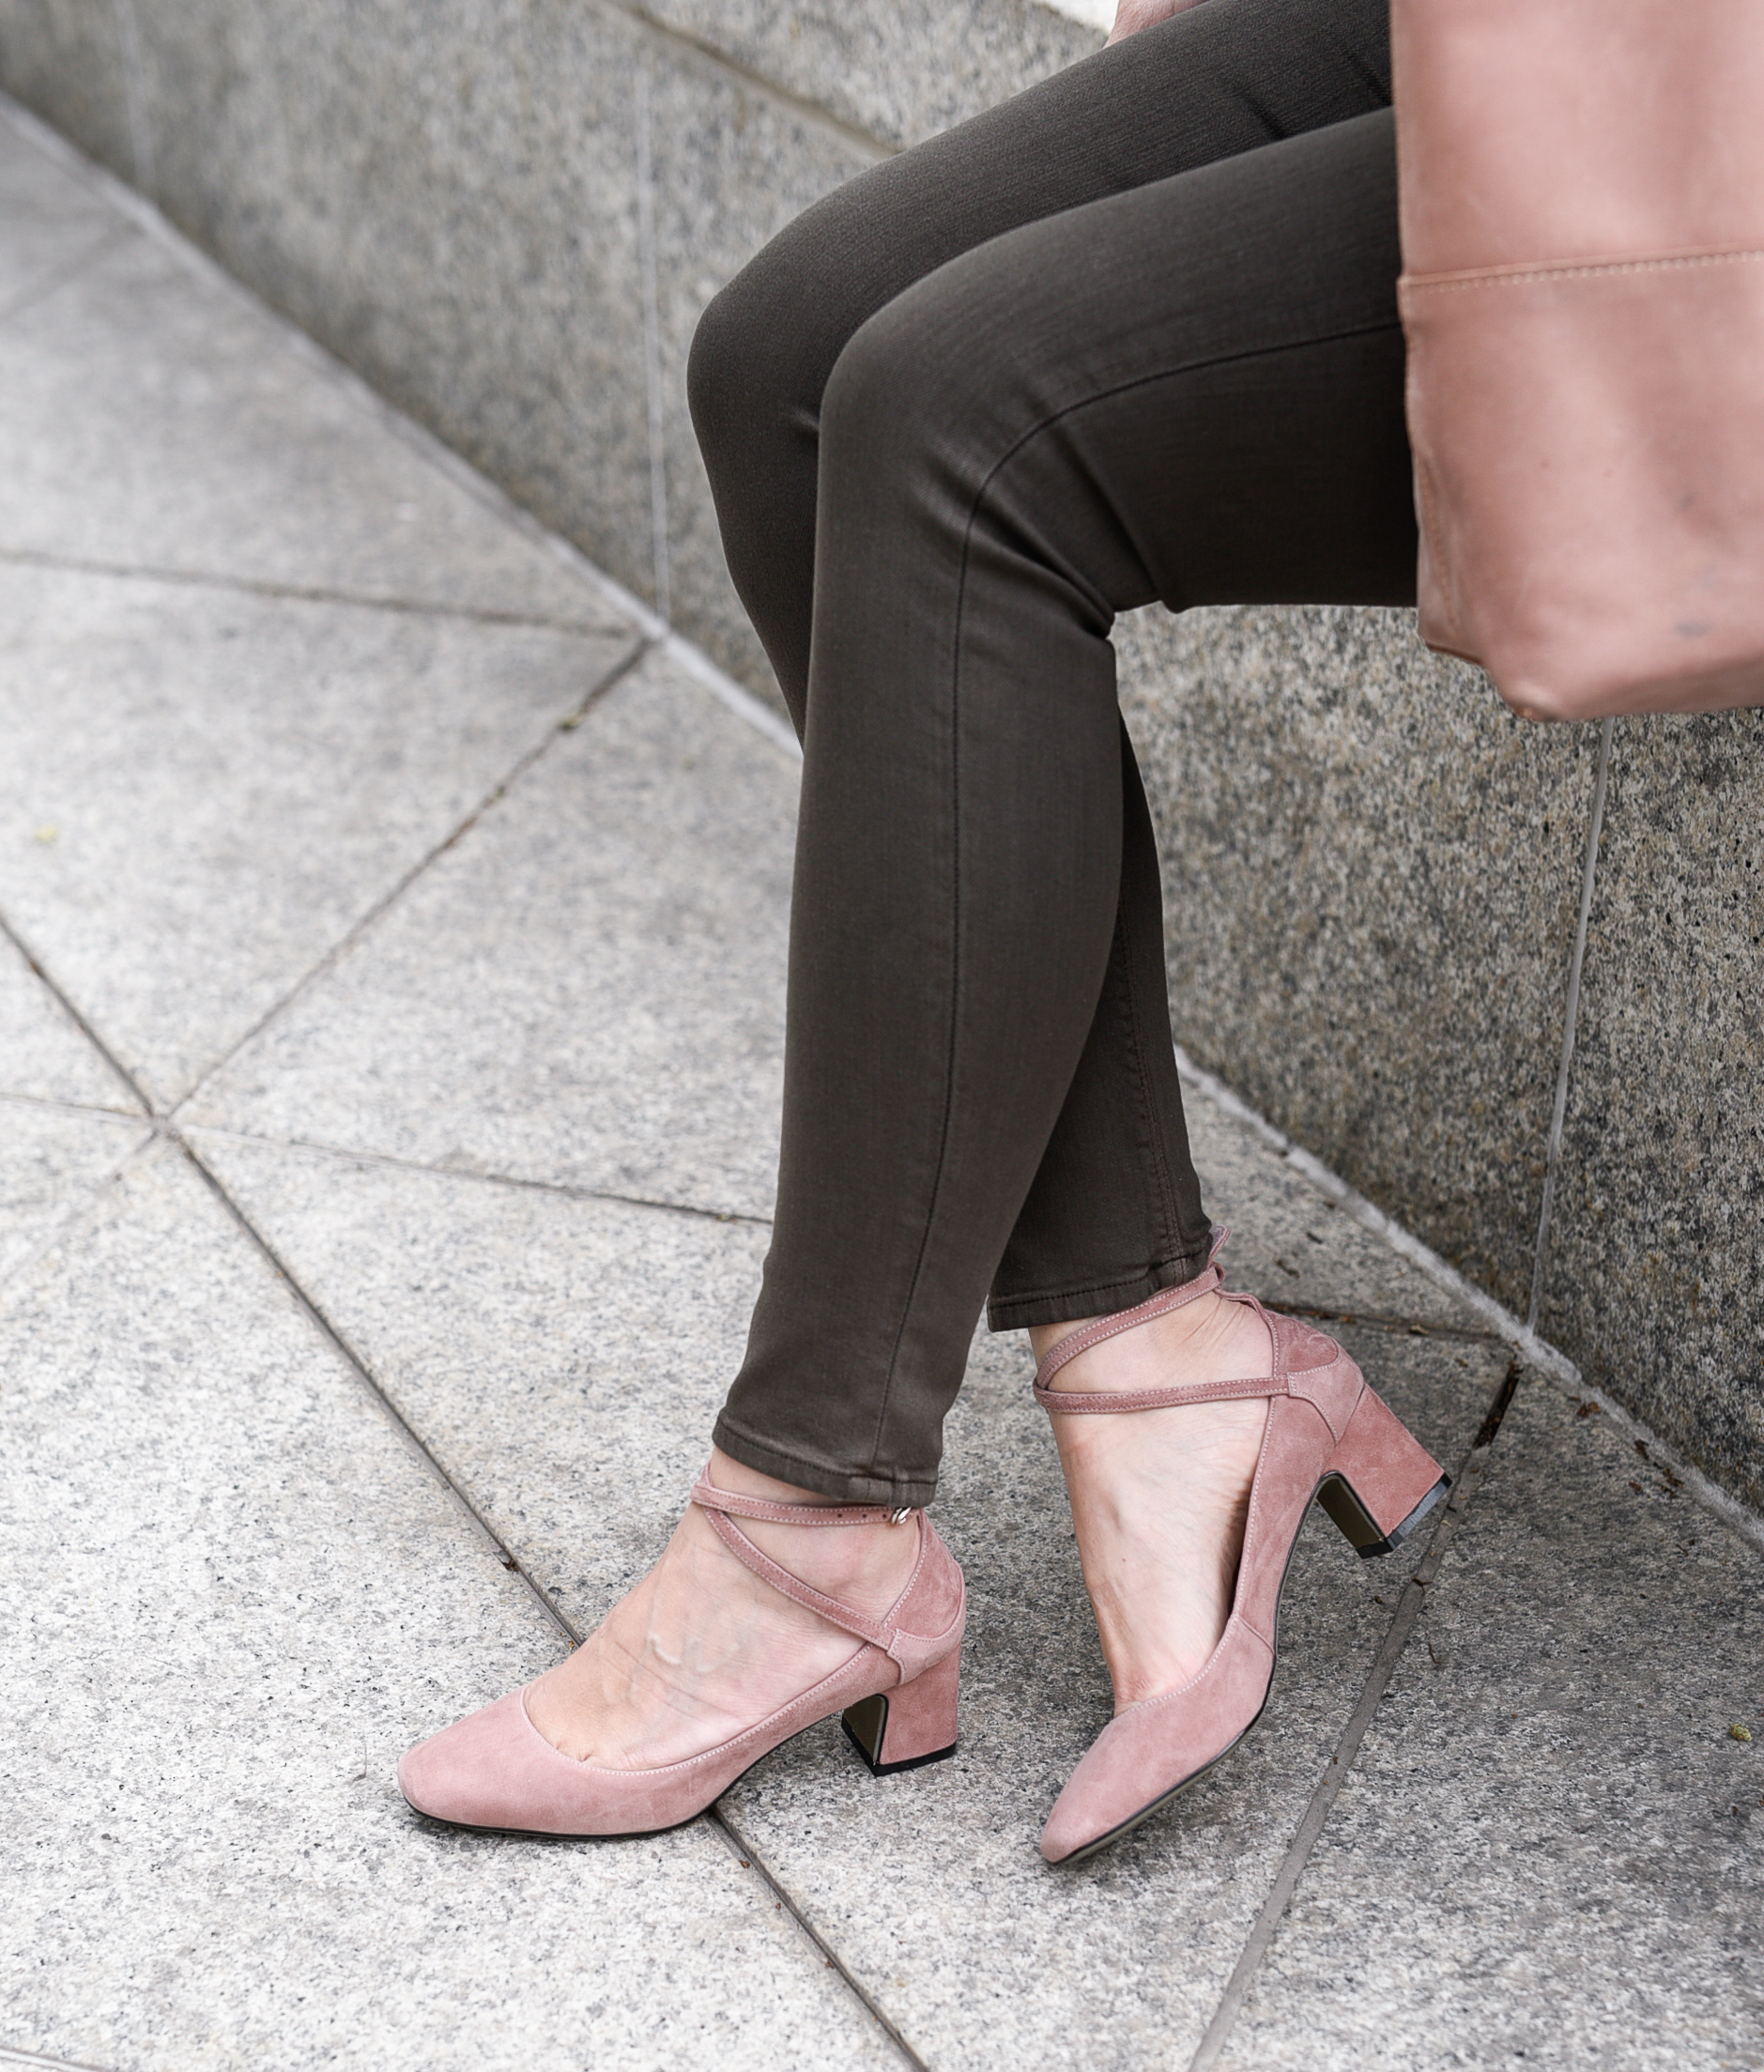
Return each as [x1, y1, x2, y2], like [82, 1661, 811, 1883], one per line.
[1035, 1231, 1448, 1866]
[1316, 1375, 1451, 1556]
[396, 1466, 966, 1837]
[842, 1635, 963, 1773]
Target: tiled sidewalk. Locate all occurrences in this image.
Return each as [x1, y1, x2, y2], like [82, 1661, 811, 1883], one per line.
[2, 102, 1759, 2072]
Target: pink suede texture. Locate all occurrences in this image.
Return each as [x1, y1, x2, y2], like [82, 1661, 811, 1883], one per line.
[872, 1644, 964, 1766]
[1037, 1302, 1445, 1862]
[1038, 1619, 1276, 1864]
[1327, 1382, 1447, 1537]
[396, 1511, 965, 1836]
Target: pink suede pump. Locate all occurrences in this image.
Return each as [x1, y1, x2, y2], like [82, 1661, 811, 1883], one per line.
[1035, 1239, 1448, 1865]
[397, 1468, 966, 1836]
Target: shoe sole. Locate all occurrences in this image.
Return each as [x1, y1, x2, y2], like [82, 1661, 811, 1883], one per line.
[1048, 1469, 1450, 1867]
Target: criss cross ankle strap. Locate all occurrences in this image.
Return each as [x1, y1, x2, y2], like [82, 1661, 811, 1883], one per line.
[1032, 1229, 1289, 1416]
[691, 1474, 915, 1529]
[690, 1468, 922, 1665]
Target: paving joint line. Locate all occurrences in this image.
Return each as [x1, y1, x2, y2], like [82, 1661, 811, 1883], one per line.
[0, 912, 151, 1115]
[1186, 1353, 1525, 2072]
[1274, 1301, 1508, 1347]
[167, 630, 655, 1121]
[176, 1128, 912, 2058]
[0, 223, 132, 329]
[176, 1124, 772, 1229]
[0, 2041, 116, 2072]
[0, 545, 633, 638]
[706, 1809, 929, 2070]
[176, 1129, 582, 1643]
[0, 1088, 150, 1123]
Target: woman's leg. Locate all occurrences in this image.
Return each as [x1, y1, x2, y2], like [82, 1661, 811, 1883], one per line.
[713, 108, 1415, 1512]
[689, 0, 1395, 728]
[690, 0, 1394, 1422]
[529, 39, 1410, 1766]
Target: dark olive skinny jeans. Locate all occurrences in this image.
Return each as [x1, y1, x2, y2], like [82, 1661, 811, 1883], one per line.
[687, 0, 1415, 1505]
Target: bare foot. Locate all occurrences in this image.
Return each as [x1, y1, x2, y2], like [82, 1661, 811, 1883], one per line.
[1030, 1290, 1271, 1711]
[524, 1449, 922, 1767]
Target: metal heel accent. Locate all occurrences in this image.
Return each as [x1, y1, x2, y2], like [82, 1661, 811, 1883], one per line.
[1314, 1379, 1452, 1558]
[1317, 1469, 1450, 1558]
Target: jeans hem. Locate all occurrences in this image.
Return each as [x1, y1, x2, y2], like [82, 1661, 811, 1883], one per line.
[986, 1241, 1213, 1333]
[711, 1414, 941, 1510]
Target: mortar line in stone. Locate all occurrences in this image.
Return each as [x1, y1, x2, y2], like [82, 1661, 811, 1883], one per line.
[180, 1124, 774, 1231]
[175, 1128, 919, 2057]
[0, 225, 132, 330]
[596, 0, 897, 161]
[0, 1128, 162, 1304]
[705, 1808, 930, 2071]
[108, 0, 155, 195]
[1187, 1355, 1526, 2072]
[634, 60, 672, 626]
[1526, 714, 1615, 1333]
[0, 912, 152, 1115]
[0, 96, 806, 766]
[175, 1130, 583, 1646]
[0, 2039, 116, 2072]
[0, 1089, 146, 1123]
[0, 545, 631, 639]
[166, 631, 654, 1123]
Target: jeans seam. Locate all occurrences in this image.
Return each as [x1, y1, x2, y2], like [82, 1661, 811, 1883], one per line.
[1112, 896, 1186, 1268]
[864, 315, 1401, 1475]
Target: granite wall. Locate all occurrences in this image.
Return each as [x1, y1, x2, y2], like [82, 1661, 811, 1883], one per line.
[2, 0, 1757, 1510]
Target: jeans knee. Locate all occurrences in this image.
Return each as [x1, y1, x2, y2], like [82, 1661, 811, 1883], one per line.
[686, 273, 758, 476]
[820, 297, 948, 483]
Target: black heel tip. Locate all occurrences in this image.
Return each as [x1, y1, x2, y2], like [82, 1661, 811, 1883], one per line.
[1353, 1472, 1450, 1559]
[840, 1707, 959, 1777]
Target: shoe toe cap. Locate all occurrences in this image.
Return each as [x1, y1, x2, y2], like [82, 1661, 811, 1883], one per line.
[397, 1689, 534, 1826]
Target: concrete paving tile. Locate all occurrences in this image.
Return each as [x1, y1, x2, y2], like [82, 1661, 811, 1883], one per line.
[1216, 1377, 1764, 2072]
[1183, 1089, 1494, 1337]
[190, 652, 796, 1219]
[186, 1126, 774, 1621]
[0, 114, 123, 315]
[0, 560, 634, 1107]
[188, 1121, 1511, 2069]
[0, 223, 626, 627]
[0, 1141, 898, 2072]
[0, 927, 135, 1109]
[0, 1098, 149, 1285]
